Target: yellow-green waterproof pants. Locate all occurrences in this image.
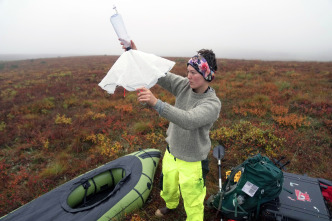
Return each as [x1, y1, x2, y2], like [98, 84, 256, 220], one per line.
[160, 150, 207, 221]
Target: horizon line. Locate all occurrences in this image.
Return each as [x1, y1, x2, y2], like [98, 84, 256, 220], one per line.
[0, 53, 331, 63]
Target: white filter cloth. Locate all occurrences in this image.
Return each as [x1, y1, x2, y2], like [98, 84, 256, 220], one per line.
[98, 50, 175, 94]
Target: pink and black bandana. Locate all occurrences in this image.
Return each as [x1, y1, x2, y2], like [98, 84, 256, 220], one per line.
[187, 54, 215, 82]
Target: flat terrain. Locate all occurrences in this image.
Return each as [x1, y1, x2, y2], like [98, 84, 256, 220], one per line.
[0, 56, 331, 220]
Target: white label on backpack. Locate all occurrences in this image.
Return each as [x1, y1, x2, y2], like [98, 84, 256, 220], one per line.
[242, 181, 259, 197]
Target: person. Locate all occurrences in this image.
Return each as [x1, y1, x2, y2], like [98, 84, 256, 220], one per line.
[121, 40, 221, 221]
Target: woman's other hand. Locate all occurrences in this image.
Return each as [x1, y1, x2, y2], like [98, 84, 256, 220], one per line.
[137, 87, 158, 106]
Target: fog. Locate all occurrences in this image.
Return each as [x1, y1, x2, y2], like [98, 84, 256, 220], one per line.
[1, 0, 332, 61]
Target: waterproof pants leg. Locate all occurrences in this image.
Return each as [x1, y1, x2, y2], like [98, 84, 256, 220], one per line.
[160, 150, 207, 221]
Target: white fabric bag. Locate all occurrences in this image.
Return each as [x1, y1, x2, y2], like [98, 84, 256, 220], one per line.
[99, 50, 175, 94]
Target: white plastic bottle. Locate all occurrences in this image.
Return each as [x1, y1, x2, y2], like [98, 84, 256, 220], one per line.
[110, 6, 131, 50]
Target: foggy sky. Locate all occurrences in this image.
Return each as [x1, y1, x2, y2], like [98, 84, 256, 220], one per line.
[1, 0, 332, 61]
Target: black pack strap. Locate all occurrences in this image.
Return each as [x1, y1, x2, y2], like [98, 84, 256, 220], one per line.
[274, 156, 285, 165]
[274, 156, 290, 170]
[280, 161, 290, 170]
[133, 188, 144, 204]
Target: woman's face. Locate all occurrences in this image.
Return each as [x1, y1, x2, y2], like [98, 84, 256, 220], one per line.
[187, 65, 209, 93]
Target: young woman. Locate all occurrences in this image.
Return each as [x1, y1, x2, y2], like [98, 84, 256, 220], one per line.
[123, 41, 221, 221]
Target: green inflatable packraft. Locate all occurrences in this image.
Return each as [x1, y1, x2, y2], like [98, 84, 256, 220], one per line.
[0, 148, 161, 221]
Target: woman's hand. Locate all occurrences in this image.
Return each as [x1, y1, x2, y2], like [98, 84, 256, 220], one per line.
[137, 87, 158, 106]
[120, 39, 137, 51]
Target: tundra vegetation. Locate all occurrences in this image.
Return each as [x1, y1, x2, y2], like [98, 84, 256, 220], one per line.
[0, 56, 331, 220]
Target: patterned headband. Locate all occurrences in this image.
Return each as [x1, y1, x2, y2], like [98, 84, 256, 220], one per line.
[187, 54, 215, 82]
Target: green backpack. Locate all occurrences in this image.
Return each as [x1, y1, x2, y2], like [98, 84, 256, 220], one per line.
[211, 154, 284, 220]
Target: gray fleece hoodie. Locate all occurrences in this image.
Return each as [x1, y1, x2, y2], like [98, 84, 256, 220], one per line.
[154, 72, 221, 162]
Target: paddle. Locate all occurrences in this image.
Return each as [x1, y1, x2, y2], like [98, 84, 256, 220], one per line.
[213, 145, 225, 193]
[212, 145, 225, 220]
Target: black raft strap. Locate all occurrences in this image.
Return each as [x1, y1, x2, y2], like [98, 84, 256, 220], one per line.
[142, 172, 152, 183]
[109, 170, 115, 188]
[139, 148, 157, 167]
[91, 178, 97, 194]
[133, 188, 145, 204]
[82, 180, 91, 206]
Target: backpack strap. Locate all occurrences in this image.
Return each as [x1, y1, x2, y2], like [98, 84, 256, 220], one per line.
[233, 193, 248, 218]
[255, 189, 263, 220]
[224, 165, 244, 193]
[215, 190, 225, 218]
